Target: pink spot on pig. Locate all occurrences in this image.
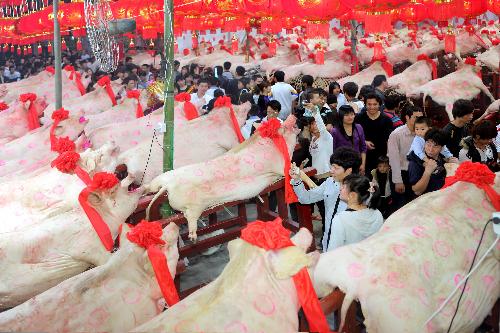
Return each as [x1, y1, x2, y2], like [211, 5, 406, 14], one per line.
[224, 183, 237, 191]
[224, 321, 248, 333]
[133, 130, 141, 136]
[122, 288, 143, 304]
[194, 169, 204, 176]
[481, 199, 494, 212]
[18, 159, 27, 165]
[426, 321, 436, 333]
[253, 162, 264, 172]
[465, 208, 482, 222]
[200, 183, 212, 193]
[422, 261, 433, 281]
[387, 272, 405, 289]
[417, 288, 430, 307]
[437, 298, 455, 318]
[253, 294, 276, 316]
[0, 160, 5, 166]
[412, 225, 428, 238]
[34, 192, 46, 201]
[27, 142, 36, 149]
[454, 274, 470, 292]
[433, 240, 452, 257]
[482, 275, 495, 289]
[130, 141, 138, 145]
[88, 308, 110, 328]
[347, 262, 365, 278]
[389, 296, 408, 318]
[435, 217, 453, 231]
[391, 244, 406, 257]
[263, 151, 273, 159]
[214, 170, 225, 180]
[243, 155, 255, 164]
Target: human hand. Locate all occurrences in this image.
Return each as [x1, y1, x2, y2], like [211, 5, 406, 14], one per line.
[366, 141, 375, 150]
[359, 164, 365, 175]
[289, 162, 300, 180]
[395, 183, 405, 194]
[446, 157, 459, 164]
[424, 159, 438, 175]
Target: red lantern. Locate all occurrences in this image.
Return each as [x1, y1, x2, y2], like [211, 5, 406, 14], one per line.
[61, 39, 67, 51]
[397, 2, 428, 25]
[27, 45, 32, 54]
[37, 43, 41, 54]
[231, 35, 238, 53]
[174, 41, 179, 54]
[487, 0, 500, 14]
[10, 44, 14, 53]
[76, 38, 82, 51]
[427, 0, 464, 22]
[48, 41, 52, 53]
[444, 29, 456, 53]
[463, 0, 487, 19]
[17, 46, 21, 55]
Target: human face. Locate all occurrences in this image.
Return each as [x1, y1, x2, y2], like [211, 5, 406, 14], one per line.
[310, 93, 322, 106]
[414, 123, 429, 138]
[474, 137, 493, 150]
[332, 86, 341, 96]
[377, 162, 390, 174]
[198, 82, 209, 94]
[127, 80, 137, 90]
[238, 81, 244, 90]
[267, 106, 279, 119]
[405, 111, 423, 131]
[329, 102, 338, 111]
[343, 112, 355, 125]
[459, 113, 474, 124]
[424, 140, 442, 159]
[141, 65, 149, 73]
[309, 121, 319, 136]
[330, 163, 351, 182]
[366, 98, 380, 115]
[339, 182, 350, 202]
[255, 77, 263, 85]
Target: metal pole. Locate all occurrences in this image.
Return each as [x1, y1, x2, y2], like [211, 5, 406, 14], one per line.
[53, 0, 62, 109]
[350, 20, 358, 75]
[160, 0, 175, 218]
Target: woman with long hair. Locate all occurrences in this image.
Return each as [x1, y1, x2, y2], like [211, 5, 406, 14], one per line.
[329, 81, 346, 107]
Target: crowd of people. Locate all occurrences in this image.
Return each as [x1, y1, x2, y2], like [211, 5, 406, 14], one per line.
[2, 50, 499, 252]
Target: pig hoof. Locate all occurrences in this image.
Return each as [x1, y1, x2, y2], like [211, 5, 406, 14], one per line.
[189, 231, 198, 242]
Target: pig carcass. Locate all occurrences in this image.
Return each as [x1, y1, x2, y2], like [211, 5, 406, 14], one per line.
[0, 97, 48, 145]
[145, 116, 299, 240]
[132, 222, 317, 333]
[0, 175, 144, 309]
[0, 114, 87, 179]
[41, 80, 125, 124]
[477, 45, 500, 73]
[337, 62, 389, 94]
[131, 52, 162, 69]
[0, 222, 179, 333]
[388, 60, 434, 96]
[281, 57, 351, 80]
[114, 102, 251, 185]
[409, 63, 495, 120]
[0, 68, 53, 90]
[313, 165, 499, 333]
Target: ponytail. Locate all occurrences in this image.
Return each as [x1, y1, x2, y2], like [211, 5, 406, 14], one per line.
[343, 174, 381, 210]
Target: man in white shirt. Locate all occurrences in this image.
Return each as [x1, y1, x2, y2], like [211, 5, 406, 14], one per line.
[270, 70, 297, 121]
[340, 82, 364, 113]
[190, 78, 213, 114]
[4, 66, 21, 82]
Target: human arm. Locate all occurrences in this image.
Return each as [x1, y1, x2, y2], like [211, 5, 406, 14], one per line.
[289, 165, 328, 204]
[410, 136, 426, 160]
[442, 145, 458, 163]
[411, 159, 438, 196]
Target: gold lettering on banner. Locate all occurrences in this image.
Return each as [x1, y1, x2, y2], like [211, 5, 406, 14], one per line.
[247, 0, 267, 4]
[298, 0, 322, 7]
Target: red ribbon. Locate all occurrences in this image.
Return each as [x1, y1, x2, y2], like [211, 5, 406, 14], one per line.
[0, 102, 8, 111]
[220, 45, 234, 55]
[127, 221, 180, 306]
[126, 90, 144, 118]
[45, 66, 55, 75]
[240, 218, 330, 333]
[51, 150, 92, 185]
[442, 161, 500, 211]
[97, 76, 117, 106]
[417, 54, 438, 80]
[214, 96, 244, 143]
[257, 119, 298, 204]
[64, 66, 86, 96]
[174, 93, 199, 120]
[78, 172, 120, 252]
[19, 93, 40, 131]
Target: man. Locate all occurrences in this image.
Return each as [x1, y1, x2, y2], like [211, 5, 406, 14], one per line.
[141, 64, 154, 81]
[372, 74, 388, 105]
[356, 93, 393, 174]
[137, 71, 150, 89]
[387, 105, 424, 211]
[442, 99, 474, 158]
[222, 61, 233, 80]
[190, 78, 212, 112]
[459, 120, 499, 172]
[173, 60, 181, 81]
[250, 100, 282, 136]
[383, 90, 404, 129]
[408, 128, 447, 196]
[270, 70, 297, 121]
[224, 65, 245, 104]
[341, 82, 364, 113]
[296, 75, 314, 118]
[4, 65, 21, 82]
[290, 147, 362, 250]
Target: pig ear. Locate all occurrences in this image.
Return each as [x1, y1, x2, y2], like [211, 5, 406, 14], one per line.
[290, 228, 313, 252]
[162, 223, 180, 245]
[269, 246, 312, 279]
[87, 191, 103, 207]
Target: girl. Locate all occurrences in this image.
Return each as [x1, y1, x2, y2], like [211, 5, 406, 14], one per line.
[328, 81, 346, 107]
[327, 174, 384, 251]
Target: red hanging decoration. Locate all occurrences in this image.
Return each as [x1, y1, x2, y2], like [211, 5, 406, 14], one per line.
[61, 39, 67, 51]
[191, 33, 198, 49]
[16, 46, 21, 55]
[371, 40, 385, 62]
[175, 93, 199, 120]
[126, 90, 144, 118]
[305, 21, 329, 39]
[19, 93, 40, 131]
[37, 43, 42, 54]
[76, 38, 82, 51]
[231, 35, 239, 54]
[174, 41, 178, 54]
[417, 54, 437, 80]
[214, 96, 244, 143]
[47, 41, 52, 53]
[268, 38, 277, 56]
[444, 30, 456, 54]
[97, 76, 117, 106]
[10, 44, 14, 53]
[364, 13, 393, 34]
[314, 44, 324, 65]
[51, 151, 92, 185]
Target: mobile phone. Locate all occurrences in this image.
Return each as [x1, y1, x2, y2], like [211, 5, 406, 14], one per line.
[301, 158, 309, 167]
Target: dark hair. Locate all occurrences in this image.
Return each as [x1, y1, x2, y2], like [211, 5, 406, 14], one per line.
[471, 120, 497, 140]
[415, 116, 432, 127]
[141, 64, 150, 69]
[359, 85, 375, 101]
[343, 82, 358, 97]
[125, 56, 132, 62]
[343, 174, 381, 209]
[327, 94, 337, 105]
[317, 88, 327, 97]
[137, 70, 147, 77]
[401, 104, 424, 122]
[268, 100, 281, 112]
[364, 92, 382, 105]
[336, 105, 358, 139]
[209, 76, 219, 87]
[254, 82, 270, 95]
[307, 88, 322, 101]
[189, 63, 199, 74]
[123, 75, 138, 85]
[452, 99, 474, 119]
[424, 128, 447, 147]
[329, 147, 361, 174]
[174, 60, 180, 67]
[299, 116, 316, 130]
[214, 65, 223, 77]
[377, 155, 389, 165]
[236, 66, 246, 76]
[372, 74, 387, 88]
[274, 70, 285, 82]
[248, 104, 260, 118]
[302, 75, 314, 87]
[384, 91, 403, 110]
[223, 61, 231, 70]
[213, 89, 225, 99]
[197, 78, 209, 86]
[239, 92, 254, 104]
[328, 81, 341, 95]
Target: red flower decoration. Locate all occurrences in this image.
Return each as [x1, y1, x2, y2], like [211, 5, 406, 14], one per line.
[445, 161, 495, 188]
[261, 53, 269, 59]
[45, 66, 55, 75]
[64, 65, 75, 72]
[89, 172, 119, 191]
[183, 49, 190, 56]
[342, 48, 352, 56]
[19, 93, 37, 103]
[359, 38, 367, 44]
[417, 54, 430, 62]
[308, 53, 315, 59]
[127, 220, 166, 249]
[464, 57, 477, 66]
[240, 218, 291, 251]
[0, 102, 8, 111]
[257, 118, 281, 139]
[174, 92, 191, 102]
[213, 96, 232, 108]
[51, 137, 76, 154]
[52, 108, 70, 122]
[481, 29, 489, 35]
[126, 90, 141, 99]
[344, 40, 352, 47]
[51, 151, 80, 173]
[492, 39, 500, 46]
[290, 44, 299, 50]
[97, 76, 111, 86]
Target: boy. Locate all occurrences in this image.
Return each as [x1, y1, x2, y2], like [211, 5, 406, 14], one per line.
[371, 156, 391, 218]
[407, 117, 458, 163]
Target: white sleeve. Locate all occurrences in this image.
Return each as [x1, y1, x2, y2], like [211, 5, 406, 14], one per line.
[458, 148, 471, 163]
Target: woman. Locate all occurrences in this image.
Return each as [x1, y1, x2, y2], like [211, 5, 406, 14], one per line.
[329, 81, 346, 108]
[254, 82, 271, 118]
[459, 120, 499, 171]
[327, 174, 384, 251]
[330, 105, 367, 174]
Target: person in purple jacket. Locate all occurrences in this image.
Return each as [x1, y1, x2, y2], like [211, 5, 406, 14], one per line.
[330, 105, 367, 174]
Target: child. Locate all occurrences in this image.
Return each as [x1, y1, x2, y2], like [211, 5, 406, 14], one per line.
[408, 117, 457, 163]
[371, 156, 391, 218]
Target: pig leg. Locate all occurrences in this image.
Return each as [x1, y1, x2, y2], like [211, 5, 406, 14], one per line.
[184, 208, 203, 241]
[475, 79, 496, 102]
[339, 292, 355, 332]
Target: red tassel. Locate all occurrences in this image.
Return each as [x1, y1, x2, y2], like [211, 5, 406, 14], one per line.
[174, 41, 178, 54]
[371, 41, 385, 62]
[19, 93, 40, 131]
[126, 90, 144, 118]
[61, 39, 67, 51]
[17, 46, 21, 56]
[192, 36, 198, 49]
[417, 54, 437, 80]
[269, 41, 276, 56]
[315, 49, 324, 65]
[76, 38, 82, 51]
[175, 93, 199, 120]
[97, 76, 117, 106]
[10, 45, 14, 53]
